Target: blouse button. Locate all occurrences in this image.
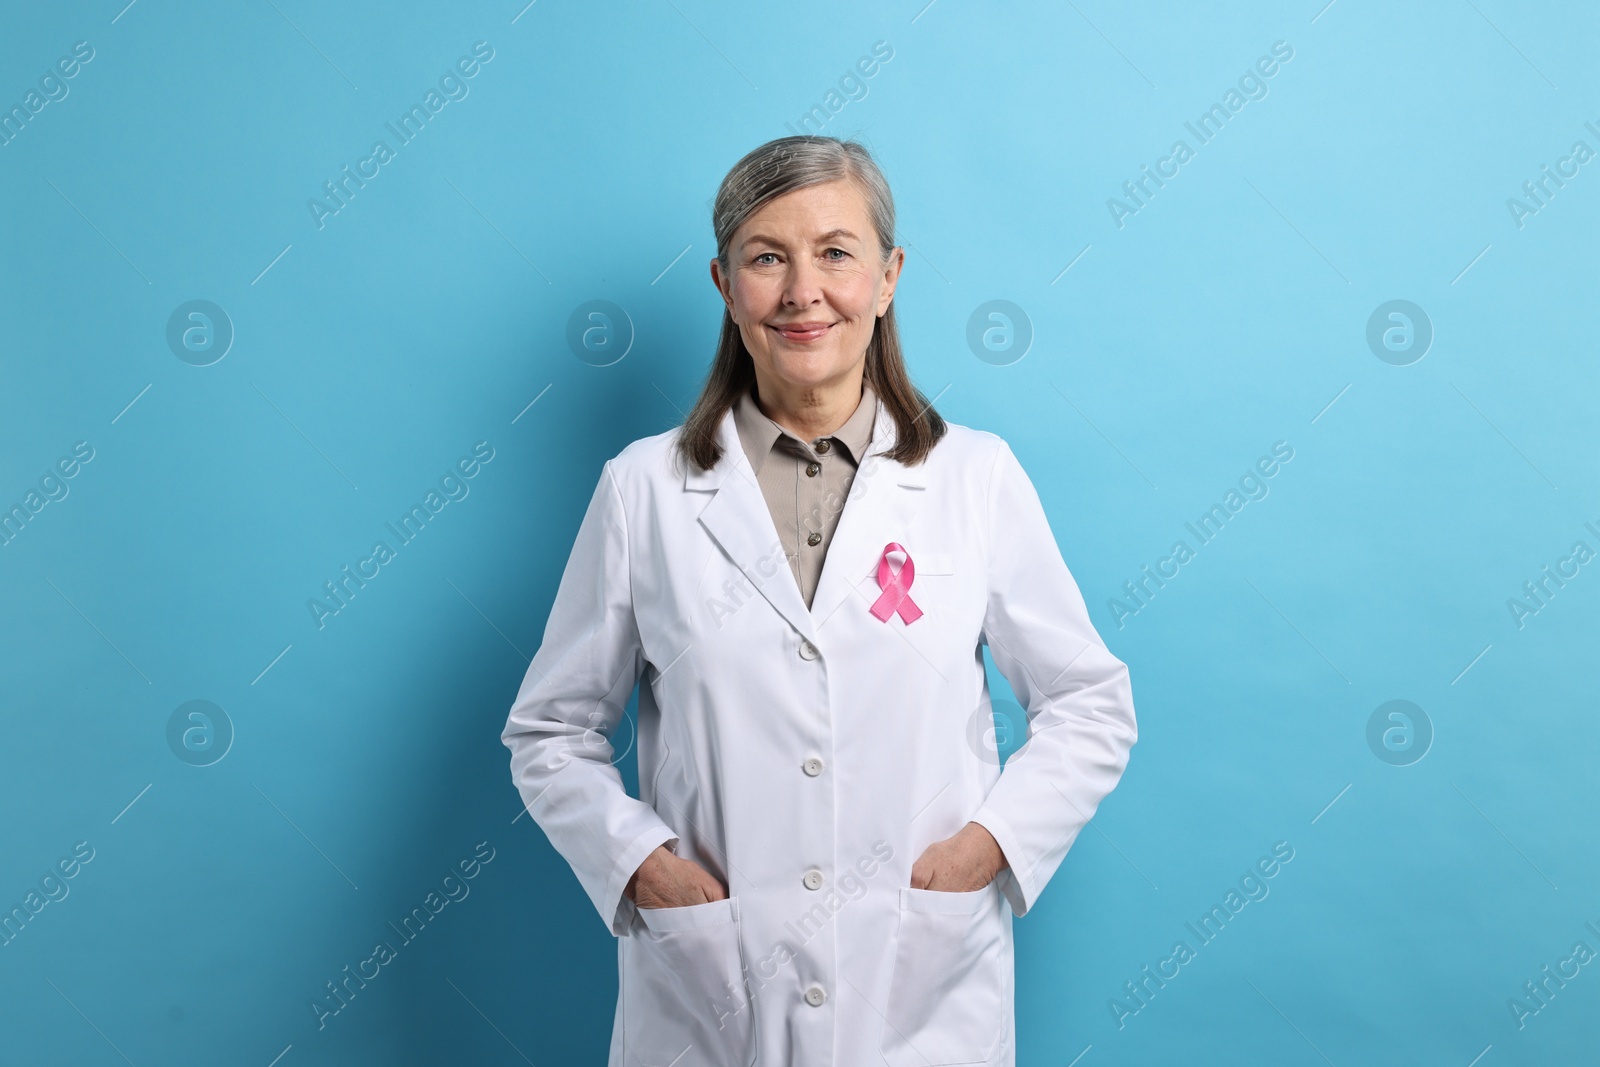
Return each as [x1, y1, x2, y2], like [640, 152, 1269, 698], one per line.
[807, 532, 822, 547]
[805, 461, 821, 477]
[815, 439, 832, 454]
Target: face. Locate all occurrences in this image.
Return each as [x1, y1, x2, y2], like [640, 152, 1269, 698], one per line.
[711, 178, 904, 397]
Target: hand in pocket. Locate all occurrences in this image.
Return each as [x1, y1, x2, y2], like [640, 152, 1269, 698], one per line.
[626, 844, 728, 909]
[910, 821, 1007, 892]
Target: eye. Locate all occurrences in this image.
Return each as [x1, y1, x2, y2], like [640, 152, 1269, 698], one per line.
[754, 252, 779, 265]
[824, 247, 849, 261]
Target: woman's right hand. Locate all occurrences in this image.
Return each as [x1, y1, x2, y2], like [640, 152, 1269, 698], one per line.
[625, 844, 728, 909]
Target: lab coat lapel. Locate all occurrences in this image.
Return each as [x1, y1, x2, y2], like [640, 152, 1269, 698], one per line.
[689, 405, 818, 643]
[686, 392, 931, 642]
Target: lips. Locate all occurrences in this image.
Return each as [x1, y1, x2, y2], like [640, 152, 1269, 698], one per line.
[770, 322, 834, 342]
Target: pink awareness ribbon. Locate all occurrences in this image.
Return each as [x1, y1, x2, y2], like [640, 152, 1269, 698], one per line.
[869, 542, 923, 624]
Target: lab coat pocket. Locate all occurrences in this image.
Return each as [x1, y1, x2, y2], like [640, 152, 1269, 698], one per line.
[880, 885, 1006, 1067]
[623, 896, 755, 1067]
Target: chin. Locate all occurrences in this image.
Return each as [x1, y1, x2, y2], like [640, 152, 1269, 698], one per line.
[772, 353, 849, 385]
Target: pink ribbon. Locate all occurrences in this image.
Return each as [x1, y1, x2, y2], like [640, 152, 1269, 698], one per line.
[869, 542, 923, 624]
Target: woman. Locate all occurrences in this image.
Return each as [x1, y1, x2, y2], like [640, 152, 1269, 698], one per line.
[502, 135, 1137, 1067]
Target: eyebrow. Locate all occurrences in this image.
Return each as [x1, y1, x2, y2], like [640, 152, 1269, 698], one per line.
[743, 228, 861, 248]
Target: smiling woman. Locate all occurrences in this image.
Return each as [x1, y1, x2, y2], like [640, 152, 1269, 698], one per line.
[502, 135, 1138, 1067]
[684, 137, 939, 472]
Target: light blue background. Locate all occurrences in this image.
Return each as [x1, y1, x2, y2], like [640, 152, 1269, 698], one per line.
[2, 1, 1597, 1064]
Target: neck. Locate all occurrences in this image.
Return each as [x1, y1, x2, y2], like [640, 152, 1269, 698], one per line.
[751, 368, 865, 442]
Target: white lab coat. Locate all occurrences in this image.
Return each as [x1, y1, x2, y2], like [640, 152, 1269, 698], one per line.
[502, 396, 1137, 1066]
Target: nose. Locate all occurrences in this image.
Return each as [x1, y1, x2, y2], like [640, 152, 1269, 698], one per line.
[780, 255, 825, 310]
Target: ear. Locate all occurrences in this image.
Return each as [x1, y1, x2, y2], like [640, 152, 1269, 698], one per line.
[709, 257, 735, 314]
[875, 246, 905, 316]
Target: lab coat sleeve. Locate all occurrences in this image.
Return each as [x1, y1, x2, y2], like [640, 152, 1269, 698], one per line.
[501, 458, 680, 937]
[968, 438, 1138, 918]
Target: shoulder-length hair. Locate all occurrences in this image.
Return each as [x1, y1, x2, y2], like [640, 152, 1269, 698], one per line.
[676, 135, 946, 473]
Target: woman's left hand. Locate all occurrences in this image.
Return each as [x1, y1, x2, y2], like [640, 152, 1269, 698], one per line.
[909, 821, 1008, 892]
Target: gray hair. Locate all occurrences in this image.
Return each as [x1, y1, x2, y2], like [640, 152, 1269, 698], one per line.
[711, 136, 897, 271]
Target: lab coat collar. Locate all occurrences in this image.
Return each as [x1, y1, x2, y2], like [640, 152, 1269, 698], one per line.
[686, 390, 931, 643]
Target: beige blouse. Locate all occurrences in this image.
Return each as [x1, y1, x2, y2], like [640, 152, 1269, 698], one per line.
[731, 380, 878, 609]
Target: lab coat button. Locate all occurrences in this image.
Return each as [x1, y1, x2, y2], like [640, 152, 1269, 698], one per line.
[798, 640, 819, 660]
[803, 868, 824, 890]
[802, 757, 824, 777]
[805, 984, 827, 1007]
